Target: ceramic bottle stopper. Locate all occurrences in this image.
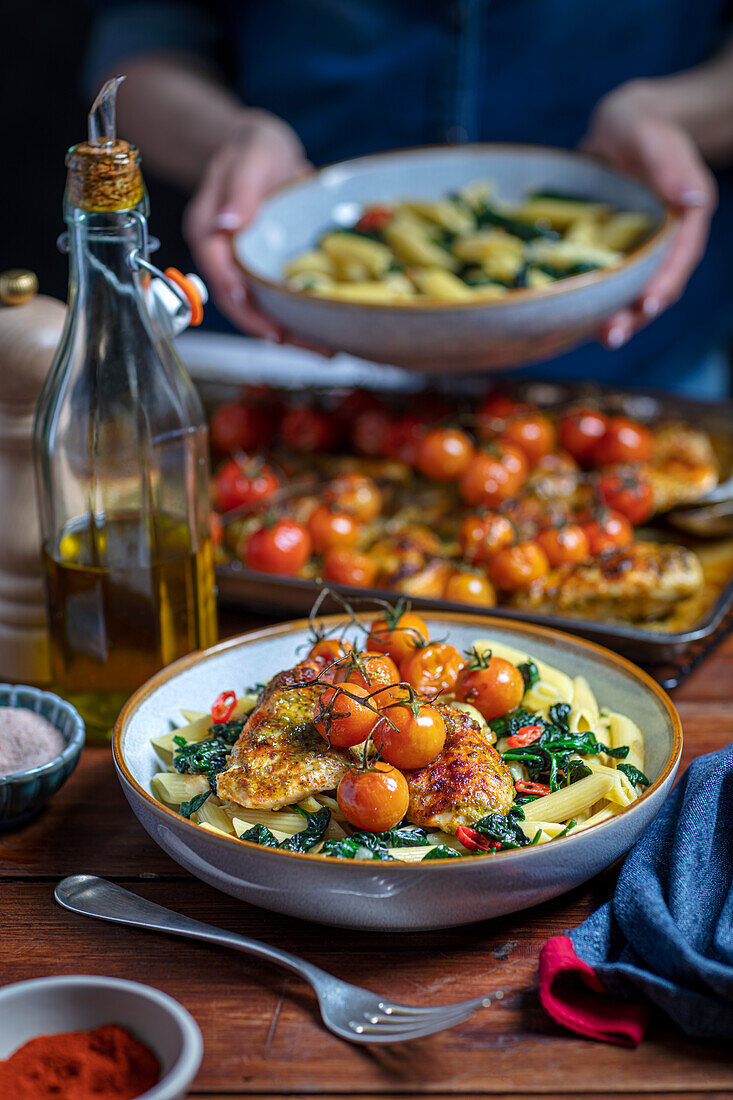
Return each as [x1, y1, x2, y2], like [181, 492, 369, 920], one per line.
[0, 271, 65, 683]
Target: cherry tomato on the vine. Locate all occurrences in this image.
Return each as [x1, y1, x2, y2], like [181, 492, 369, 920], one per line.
[442, 570, 497, 607]
[322, 548, 378, 588]
[307, 504, 361, 554]
[337, 763, 409, 833]
[332, 389, 385, 424]
[243, 517, 312, 576]
[209, 401, 274, 455]
[373, 696, 447, 769]
[369, 611, 429, 666]
[308, 637, 353, 665]
[500, 411, 556, 466]
[382, 414, 427, 465]
[325, 473, 382, 523]
[536, 524, 590, 567]
[582, 510, 633, 555]
[455, 655, 525, 721]
[351, 408, 394, 457]
[593, 416, 653, 466]
[345, 652, 401, 694]
[488, 541, 550, 591]
[315, 682, 378, 748]
[401, 641, 464, 700]
[558, 407, 609, 465]
[459, 444, 528, 507]
[598, 471, 653, 525]
[214, 458, 280, 513]
[416, 427, 474, 482]
[459, 512, 515, 563]
[279, 405, 339, 453]
[476, 394, 524, 436]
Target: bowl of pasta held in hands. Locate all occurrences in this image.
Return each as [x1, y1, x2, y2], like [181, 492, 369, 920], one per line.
[114, 602, 682, 930]
[233, 144, 673, 370]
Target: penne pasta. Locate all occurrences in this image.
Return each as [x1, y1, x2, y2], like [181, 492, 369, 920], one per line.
[522, 773, 616, 822]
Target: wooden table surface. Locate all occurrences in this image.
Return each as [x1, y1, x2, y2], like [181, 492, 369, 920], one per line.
[2, 610, 732, 1099]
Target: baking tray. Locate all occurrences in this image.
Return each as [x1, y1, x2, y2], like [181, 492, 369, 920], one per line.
[181, 337, 733, 688]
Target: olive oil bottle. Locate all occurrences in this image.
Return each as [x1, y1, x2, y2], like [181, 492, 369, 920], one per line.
[34, 79, 217, 739]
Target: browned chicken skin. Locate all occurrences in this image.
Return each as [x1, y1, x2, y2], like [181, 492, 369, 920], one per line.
[405, 704, 515, 833]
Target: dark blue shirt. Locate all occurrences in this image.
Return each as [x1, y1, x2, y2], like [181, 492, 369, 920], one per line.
[87, 0, 733, 395]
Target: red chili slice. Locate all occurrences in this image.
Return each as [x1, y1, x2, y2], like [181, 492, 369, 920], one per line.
[355, 205, 393, 233]
[455, 825, 501, 852]
[505, 724, 544, 748]
[211, 690, 237, 723]
[515, 779, 551, 796]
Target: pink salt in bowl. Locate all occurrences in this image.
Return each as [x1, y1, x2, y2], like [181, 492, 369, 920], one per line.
[0, 684, 85, 827]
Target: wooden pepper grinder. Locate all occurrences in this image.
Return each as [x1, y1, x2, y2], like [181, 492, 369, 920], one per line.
[0, 270, 66, 683]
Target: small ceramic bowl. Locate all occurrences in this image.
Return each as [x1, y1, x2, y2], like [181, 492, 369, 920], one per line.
[234, 143, 673, 371]
[0, 684, 85, 827]
[0, 975, 203, 1100]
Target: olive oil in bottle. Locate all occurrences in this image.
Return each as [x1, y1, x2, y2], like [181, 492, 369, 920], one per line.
[34, 79, 217, 739]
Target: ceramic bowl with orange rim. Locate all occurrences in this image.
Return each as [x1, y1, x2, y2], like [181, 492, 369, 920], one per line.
[114, 613, 681, 931]
[232, 144, 673, 371]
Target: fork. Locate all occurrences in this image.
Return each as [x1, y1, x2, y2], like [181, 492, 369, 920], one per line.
[55, 875, 495, 1044]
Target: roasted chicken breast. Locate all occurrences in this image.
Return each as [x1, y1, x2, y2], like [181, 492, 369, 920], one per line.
[511, 541, 704, 622]
[405, 704, 515, 833]
[216, 680, 349, 809]
[647, 423, 718, 512]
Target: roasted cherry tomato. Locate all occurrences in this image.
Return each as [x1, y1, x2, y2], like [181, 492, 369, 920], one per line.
[459, 511, 515, 563]
[401, 642, 464, 700]
[337, 762, 409, 833]
[558, 407, 609, 465]
[369, 611, 429, 665]
[459, 444, 528, 507]
[536, 524, 590, 567]
[209, 401, 273, 455]
[373, 696, 446, 768]
[322, 548, 378, 588]
[355, 205, 394, 234]
[279, 405, 338, 453]
[442, 570, 497, 607]
[315, 682, 378, 748]
[488, 542, 550, 591]
[416, 427, 475, 482]
[382, 414, 427, 465]
[213, 457, 280, 513]
[351, 408, 394, 457]
[345, 651, 401, 694]
[593, 416, 653, 466]
[455, 825, 500, 852]
[308, 637, 354, 665]
[500, 411, 556, 466]
[307, 503, 361, 554]
[476, 394, 524, 436]
[598, 470, 653, 525]
[455, 654, 525, 721]
[243, 517, 312, 575]
[325, 473, 382, 523]
[582, 510, 633, 555]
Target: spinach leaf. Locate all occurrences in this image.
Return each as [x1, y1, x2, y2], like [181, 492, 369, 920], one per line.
[238, 823, 280, 848]
[475, 203, 559, 241]
[549, 703, 571, 730]
[618, 763, 650, 788]
[474, 806, 530, 850]
[208, 718, 246, 745]
[599, 743, 630, 760]
[179, 790, 211, 818]
[489, 707, 538, 739]
[518, 661, 539, 692]
[351, 824, 429, 850]
[320, 838, 395, 860]
[422, 845, 461, 860]
[565, 758, 593, 785]
[537, 261, 599, 279]
[528, 188, 593, 203]
[278, 807, 331, 853]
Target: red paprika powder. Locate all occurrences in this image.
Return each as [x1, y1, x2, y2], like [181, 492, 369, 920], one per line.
[0, 1023, 159, 1099]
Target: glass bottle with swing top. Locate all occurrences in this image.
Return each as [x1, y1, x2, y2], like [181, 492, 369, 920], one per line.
[34, 78, 218, 740]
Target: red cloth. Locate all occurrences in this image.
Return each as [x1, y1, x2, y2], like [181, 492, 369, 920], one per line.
[539, 935, 648, 1048]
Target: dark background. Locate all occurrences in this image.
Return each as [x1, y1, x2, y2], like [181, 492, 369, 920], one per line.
[1, 1, 189, 303]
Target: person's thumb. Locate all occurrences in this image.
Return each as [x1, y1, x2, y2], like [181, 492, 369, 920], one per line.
[632, 118, 717, 212]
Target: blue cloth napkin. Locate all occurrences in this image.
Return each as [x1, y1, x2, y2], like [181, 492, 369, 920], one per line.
[566, 742, 733, 1040]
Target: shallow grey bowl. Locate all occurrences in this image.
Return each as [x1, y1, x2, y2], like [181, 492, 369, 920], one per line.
[233, 144, 674, 371]
[114, 613, 682, 931]
[0, 684, 85, 827]
[0, 975, 203, 1100]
